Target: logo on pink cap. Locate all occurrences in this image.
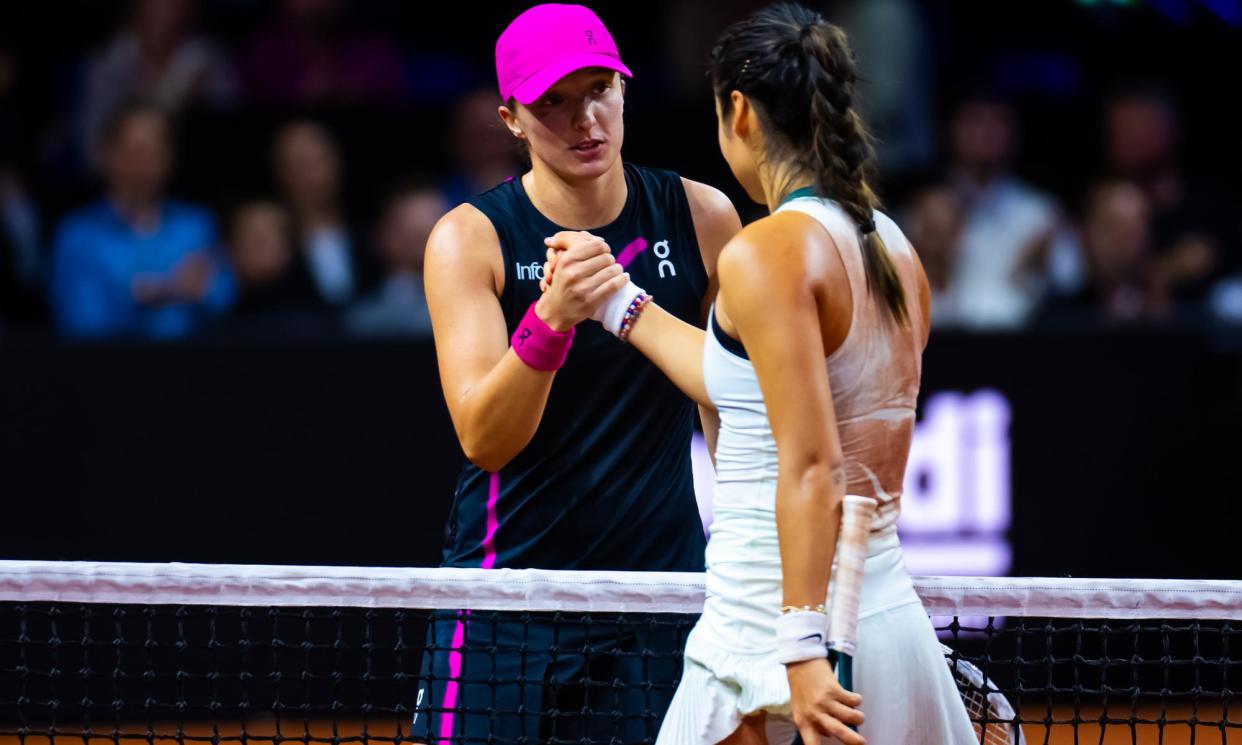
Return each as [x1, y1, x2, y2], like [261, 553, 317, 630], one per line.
[496, 4, 633, 105]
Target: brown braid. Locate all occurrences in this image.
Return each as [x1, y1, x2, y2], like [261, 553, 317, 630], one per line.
[711, 3, 908, 324]
[804, 23, 907, 324]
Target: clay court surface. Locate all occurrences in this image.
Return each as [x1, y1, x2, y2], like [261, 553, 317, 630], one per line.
[4, 702, 1237, 745]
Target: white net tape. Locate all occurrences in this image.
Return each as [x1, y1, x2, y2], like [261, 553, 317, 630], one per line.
[2, 560, 1240, 619]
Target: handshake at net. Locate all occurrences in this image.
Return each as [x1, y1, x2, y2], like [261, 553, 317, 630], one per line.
[534, 230, 645, 336]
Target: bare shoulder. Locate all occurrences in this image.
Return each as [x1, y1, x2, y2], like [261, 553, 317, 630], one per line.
[680, 177, 742, 273]
[718, 211, 835, 288]
[425, 203, 504, 294]
[680, 177, 737, 222]
[427, 203, 499, 259]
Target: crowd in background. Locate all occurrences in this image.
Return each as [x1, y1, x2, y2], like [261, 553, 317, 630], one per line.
[1, 0, 1240, 341]
[904, 85, 1239, 330]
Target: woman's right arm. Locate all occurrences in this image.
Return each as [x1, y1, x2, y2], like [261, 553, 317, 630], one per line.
[542, 231, 713, 407]
[622, 304, 710, 407]
[720, 216, 865, 745]
[427, 206, 626, 472]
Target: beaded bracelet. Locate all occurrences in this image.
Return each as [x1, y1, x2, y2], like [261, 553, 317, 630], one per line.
[616, 293, 653, 343]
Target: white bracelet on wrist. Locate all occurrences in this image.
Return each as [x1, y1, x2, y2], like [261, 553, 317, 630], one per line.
[775, 610, 830, 665]
[593, 279, 646, 336]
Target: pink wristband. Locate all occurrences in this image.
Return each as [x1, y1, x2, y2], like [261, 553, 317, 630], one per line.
[511, 302, 575, 371]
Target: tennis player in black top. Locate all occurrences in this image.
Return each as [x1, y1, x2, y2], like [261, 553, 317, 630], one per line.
[409, 4, 741, 743]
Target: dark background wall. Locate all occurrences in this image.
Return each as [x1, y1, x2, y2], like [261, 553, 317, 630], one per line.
[3, 331, 1237, 579]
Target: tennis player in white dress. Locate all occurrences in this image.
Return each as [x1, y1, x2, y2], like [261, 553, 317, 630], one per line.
[543, 3, 978, 743]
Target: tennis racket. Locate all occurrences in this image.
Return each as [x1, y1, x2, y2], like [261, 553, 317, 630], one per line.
[791, 494, 876, 745]
[942, 645, 1025, 745]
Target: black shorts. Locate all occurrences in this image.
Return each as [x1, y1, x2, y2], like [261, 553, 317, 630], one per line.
[409, 610, 686, 744]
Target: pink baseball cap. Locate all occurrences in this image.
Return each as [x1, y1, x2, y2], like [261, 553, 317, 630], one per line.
[496, 4, 633, 106]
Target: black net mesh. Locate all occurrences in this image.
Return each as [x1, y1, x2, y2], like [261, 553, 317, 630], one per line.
[1, 593, 1239, 744]
[937, 615, 1239, 745]
[0, 604, 696, 745]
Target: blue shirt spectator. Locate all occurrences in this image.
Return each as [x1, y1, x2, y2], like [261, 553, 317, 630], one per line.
[51, 199, 234, 338]
[50, 101, 234, 339]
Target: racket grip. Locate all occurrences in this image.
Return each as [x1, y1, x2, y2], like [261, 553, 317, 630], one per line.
[826, 496, 876, 658]
[789, 495, 876, 745]
[831, 649, 860, 739]
[830, 648, 854, 691]
[795, 496, 873, 743]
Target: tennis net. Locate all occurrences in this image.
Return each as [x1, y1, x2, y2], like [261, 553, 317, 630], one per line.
[1, 561, 1239, 745]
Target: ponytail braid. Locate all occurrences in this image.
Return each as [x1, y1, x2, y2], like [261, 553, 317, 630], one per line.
[710, 4, 909, 325]
[804, 23, 908, 325]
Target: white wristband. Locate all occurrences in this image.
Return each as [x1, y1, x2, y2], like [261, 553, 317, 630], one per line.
[775, 610, 830, 665]
[593, 279, 646, 336]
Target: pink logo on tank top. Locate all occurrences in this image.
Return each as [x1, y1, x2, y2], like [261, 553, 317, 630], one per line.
[616, 237, 647, 268]
[616, 237, 676, 277]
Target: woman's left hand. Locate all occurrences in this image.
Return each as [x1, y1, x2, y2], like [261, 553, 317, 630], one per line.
[786, 657, 866, 745]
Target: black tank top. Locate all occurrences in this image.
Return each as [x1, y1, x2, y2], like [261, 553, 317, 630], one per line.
[442, 163, 709, 571]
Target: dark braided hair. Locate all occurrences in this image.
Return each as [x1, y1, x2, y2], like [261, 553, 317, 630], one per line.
[710, 3, 908, 325]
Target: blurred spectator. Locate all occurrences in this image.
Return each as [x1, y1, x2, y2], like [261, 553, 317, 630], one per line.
[0, 169, 41, 321]
[1207, 145, 1242, 325]
[439, 89, 521, 207]
[662, 0, 758, 97]
[242, 0, 405, 106]
[80, 0, 237, 166]
[1209, 276, 1242, 325]
[273, 120, 372, 308]
[1104, 87, 1232, 305]
[840, 0, 936, 176]
[1, 45, 44, 321]
[226, 199, 316, 316]
[345, 184, 445, 339]
[935, 94, 1064, 330]
[901, 182, 963, 328]
[1041, 180, 1162, 324]
[50, 103, 234, 339]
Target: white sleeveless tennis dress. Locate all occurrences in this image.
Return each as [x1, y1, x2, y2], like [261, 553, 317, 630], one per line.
[656, 197, 976, 744]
